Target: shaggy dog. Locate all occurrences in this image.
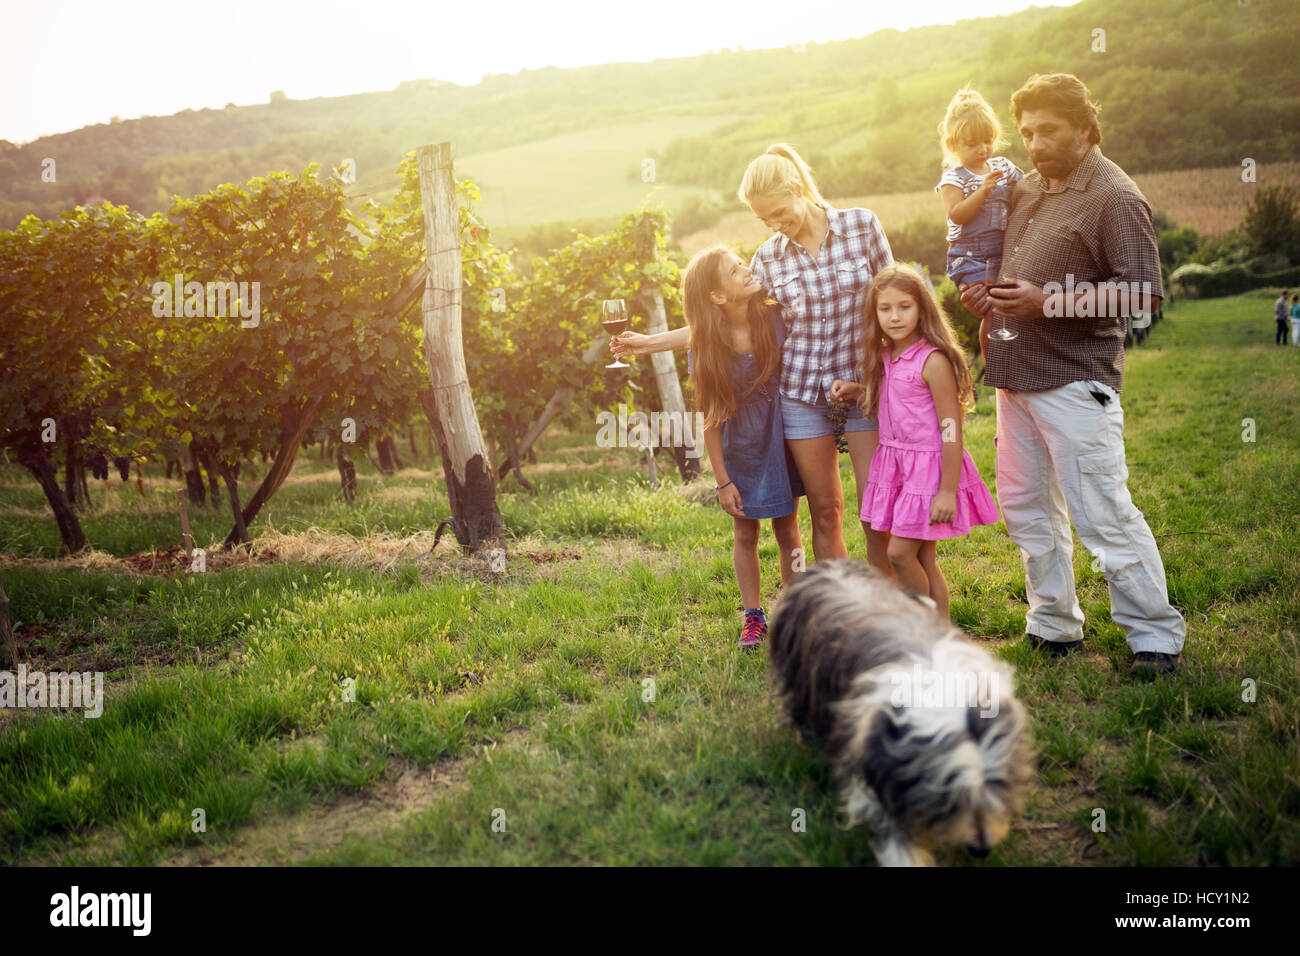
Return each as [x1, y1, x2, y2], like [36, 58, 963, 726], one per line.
[768, 559, 1033, 866]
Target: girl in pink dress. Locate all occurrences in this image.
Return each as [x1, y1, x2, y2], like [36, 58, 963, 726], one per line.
[829, 264, 999, 618]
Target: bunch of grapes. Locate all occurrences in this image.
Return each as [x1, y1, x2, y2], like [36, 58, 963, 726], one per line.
[827, 400, 853, 454]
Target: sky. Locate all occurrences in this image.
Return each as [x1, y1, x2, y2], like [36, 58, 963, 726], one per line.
[2, 0, 1082, 144]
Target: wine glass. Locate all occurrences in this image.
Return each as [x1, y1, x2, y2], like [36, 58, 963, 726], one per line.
[602, 300, 631, 369]
[986, 261, 1019, 342]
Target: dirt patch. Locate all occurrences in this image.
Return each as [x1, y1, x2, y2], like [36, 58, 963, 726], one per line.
[1015, 780, 1107, 865]
[520, 549, 583, 564]
[11, 752, 469, 867]
[3, 530, 679, 593]
[0, 602, 242, 731]
[0, 528, 591, 581]
[119, 544, 283, 576]
[159, 763, 460, 866]
[0, 544, 280, 578]
[157, 732, 540, 866]
[5, 613, 185, 675]
[0, 623, 234, 730]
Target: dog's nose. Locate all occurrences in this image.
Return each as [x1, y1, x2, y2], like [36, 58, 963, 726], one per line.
[967, 844, 990, 858]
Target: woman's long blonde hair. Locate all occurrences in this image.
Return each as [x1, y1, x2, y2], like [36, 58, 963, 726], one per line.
[854, 264, 975, 421]
[683, 246, 780, 429]
[938, 88, 1006, 168]
[737, 143, 827, 207]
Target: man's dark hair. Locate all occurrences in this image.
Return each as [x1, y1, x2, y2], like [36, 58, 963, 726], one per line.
[1011, 74, 1103, 146]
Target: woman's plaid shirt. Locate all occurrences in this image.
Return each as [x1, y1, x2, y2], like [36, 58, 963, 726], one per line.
[749, 205, 894, 406]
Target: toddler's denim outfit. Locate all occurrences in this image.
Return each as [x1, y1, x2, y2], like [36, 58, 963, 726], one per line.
[936, 157, 1023, 287]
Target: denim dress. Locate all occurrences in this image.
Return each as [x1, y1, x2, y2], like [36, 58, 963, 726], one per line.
[937, 158, 1023, 286]
[718, 304, 807, 519]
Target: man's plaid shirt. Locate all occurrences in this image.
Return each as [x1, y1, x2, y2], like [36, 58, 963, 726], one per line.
[749, 205, 894, 406]
[985, 145, 1164, 394]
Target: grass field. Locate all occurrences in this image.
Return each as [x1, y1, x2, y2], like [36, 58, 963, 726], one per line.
[352, 112, 735, 234]
[679, 161, 1300, 255]
[459, 114, 732, 228]
[2, 290, 1298, 866]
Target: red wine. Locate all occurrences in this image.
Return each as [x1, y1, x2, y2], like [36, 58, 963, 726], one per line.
[602, 318, 629, 335]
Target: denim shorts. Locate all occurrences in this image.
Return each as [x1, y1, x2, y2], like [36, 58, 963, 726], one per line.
[781, 389, 878, 440]
[946, 233, 1006, 288]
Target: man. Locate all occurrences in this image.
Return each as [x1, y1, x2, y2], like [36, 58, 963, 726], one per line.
[1277, 290, 1291, 346]
[961, 73, 1186, 677]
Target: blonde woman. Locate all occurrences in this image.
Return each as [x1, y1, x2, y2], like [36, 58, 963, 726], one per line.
[615, 144, 895, 576]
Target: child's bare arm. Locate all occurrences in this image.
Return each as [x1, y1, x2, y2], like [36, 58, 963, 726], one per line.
[828, 379, 862, 402]
[922, 352, 963, 523]
[940, 175, 1005, 227]
[703, 425, 727, 486]
[612, 325, 691, 356]
[703, 424, 744, 517]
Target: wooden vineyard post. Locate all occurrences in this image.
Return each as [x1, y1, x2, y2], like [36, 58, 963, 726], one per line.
[634, 215, 701, 481]
[0, 579, 16, 667]
[417, 142, 504, 550]
[177, 490, 195, 560]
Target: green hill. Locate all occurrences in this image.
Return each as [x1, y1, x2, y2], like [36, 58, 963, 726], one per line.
[1, 0, 1296, 234]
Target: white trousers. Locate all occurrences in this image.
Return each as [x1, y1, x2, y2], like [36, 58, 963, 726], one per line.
[995, 380, 1186, 655]
[1290, 318, 1300, 345]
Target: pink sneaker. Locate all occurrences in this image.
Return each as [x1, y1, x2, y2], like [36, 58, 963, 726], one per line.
[739, 610, 767, 650]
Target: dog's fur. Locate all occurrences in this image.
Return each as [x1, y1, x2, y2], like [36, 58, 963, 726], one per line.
[768, 559, 1033, 866]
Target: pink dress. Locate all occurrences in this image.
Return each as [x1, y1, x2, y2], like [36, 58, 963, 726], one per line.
[860, 339, 1001, 540]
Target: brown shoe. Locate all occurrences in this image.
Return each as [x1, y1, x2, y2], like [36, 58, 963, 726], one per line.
[1025, 633, 1084, 656]
[1131, 651, 1180, 677]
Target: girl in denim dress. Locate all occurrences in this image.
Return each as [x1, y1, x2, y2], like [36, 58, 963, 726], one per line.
[685, 246, 807, 649]
[936, 89, 1024, 288]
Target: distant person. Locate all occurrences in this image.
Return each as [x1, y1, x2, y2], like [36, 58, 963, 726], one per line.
[1291, 294, 1300, 346]
[681, 246, 806, 649]
[960, 73, 1186, 677]
[615, 145, 896, 577]
[1276, 290, 1291, 345]
[935, 88, 1025, 290]
[829, 265, 1000, 619]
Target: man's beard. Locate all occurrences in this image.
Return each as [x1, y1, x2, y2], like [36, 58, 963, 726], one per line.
[1033, 142, 1086, 179]
[1033, 156, 1068, 178]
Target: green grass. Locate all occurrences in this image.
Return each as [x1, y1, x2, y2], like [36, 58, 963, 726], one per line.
[341, 110, 736, 241]
[2, 289, 1298, 865]
[458, 113, 731, 231]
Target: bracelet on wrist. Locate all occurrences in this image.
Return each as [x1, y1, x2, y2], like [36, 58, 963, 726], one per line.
[714, 480, 734, 492]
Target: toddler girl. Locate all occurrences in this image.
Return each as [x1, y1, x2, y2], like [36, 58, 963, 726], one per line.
[936, 88, 1024, 288]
